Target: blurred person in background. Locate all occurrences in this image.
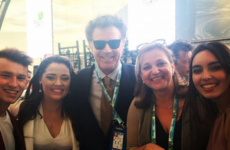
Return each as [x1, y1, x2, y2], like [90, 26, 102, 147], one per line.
[167, 40, 193, 83]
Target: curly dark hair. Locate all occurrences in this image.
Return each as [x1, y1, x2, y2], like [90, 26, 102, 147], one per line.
[167, 40, 193, 65]
[18, 55, 75, 130]
[85, 15, 127, 42]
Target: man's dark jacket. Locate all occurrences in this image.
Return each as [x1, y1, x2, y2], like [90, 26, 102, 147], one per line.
[69, 63, 136, 150]
[0, 110, 26, 150]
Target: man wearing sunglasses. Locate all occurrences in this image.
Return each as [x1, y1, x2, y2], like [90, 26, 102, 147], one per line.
[70, 15, 136, 150]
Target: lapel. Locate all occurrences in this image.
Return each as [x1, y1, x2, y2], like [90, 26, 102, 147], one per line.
[116, 62, 128, 104]
[8, 110, 26, 150]
[0, 132, 6, 150]
[66, 119, 79, 150]
[84, 65, 95, 99]
[23, 119, 34, 150]
[77, 64, 106, 141]
[114, 63, 136, 125]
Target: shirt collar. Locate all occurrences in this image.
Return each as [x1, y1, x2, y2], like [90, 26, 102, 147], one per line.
[95, 61, 121, 82]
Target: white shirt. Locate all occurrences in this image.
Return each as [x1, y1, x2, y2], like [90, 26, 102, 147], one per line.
[0, 111, 15, 150]
[89, 62, 121, 127]
[33, 105, 72, 150]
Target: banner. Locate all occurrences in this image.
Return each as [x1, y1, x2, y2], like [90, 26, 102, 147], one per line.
[26, 0, 53, 58]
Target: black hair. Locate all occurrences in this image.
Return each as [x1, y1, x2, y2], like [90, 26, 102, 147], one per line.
[186, 41, 228, 122]
[18, 55, 75, 130]
[167, 40, 193, 65]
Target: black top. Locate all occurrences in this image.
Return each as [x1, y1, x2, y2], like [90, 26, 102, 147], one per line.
[156, 115, 182, 150]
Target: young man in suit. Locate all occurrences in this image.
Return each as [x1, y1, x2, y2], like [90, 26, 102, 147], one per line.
[70, 15, 136, 150]
[0, 48, 32, 150]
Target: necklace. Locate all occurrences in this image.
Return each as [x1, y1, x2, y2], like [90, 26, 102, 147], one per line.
[44, 113, 59, 129]
[151, 97, 179, 150]
[156, 104, 173, 109]
[46, 115, 57, 129]
[156, 101, 174, 109]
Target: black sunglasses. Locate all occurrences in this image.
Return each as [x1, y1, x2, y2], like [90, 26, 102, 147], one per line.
[93, 39, 121, 50]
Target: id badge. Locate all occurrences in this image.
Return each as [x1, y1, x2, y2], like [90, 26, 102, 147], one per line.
[109, 124, 127, 150]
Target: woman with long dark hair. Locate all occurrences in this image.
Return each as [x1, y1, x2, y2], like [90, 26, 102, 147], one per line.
[17, 56, 79, 150]
[187, 41, 230, 149]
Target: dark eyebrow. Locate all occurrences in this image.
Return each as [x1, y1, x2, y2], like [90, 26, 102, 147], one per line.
[0, 71, 26, 77]
[18, 74, 27, 78]
[208, 61, 220, 66]
[192, 61, 220, 69]
[0, 71, 13, 74]
[192, 65, 201, 69]
[46, 73, 56, 76]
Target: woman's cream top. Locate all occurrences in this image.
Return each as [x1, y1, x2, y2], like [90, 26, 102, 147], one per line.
[33, 104, 72, 150]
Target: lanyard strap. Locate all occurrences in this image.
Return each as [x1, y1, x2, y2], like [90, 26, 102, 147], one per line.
[95, 62, 124, 125]
[151, 97, 178, 150]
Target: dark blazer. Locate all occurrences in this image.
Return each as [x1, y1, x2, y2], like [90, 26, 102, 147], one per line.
[69, 63, 136, 150]
[0, 110, 25, 150]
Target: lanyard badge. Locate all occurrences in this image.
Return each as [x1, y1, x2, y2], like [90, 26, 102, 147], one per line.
[151, 97, 179, 150]
[95, 62, 126, 150]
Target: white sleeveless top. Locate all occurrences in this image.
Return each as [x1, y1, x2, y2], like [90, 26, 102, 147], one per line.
[33, 105, 72, 150]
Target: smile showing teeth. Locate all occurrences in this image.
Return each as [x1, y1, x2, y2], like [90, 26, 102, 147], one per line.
[203, 84, 216, 88]
[52, 89, 62, 92]
[4, 90, 18, 94]
[102, 56, 113, 60]
[151, 77, 162, 81]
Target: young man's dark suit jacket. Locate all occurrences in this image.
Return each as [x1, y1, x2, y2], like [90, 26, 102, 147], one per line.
[0, 110, 26, 150]
[69, 62, 136, 150]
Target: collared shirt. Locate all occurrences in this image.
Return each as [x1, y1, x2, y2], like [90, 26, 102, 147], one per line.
[89, 62, 121, 128]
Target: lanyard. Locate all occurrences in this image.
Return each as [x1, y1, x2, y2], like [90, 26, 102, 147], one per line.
[151, 97, 178, 150]
[95, 62, 124, 125]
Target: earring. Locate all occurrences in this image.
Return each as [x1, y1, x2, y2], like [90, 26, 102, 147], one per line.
[39, 84, 42, 92]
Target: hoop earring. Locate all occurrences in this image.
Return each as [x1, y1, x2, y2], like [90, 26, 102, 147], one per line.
[39, 84, 42, 93]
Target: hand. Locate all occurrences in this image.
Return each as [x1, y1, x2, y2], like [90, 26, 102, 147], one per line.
[143, 143, 165, 150]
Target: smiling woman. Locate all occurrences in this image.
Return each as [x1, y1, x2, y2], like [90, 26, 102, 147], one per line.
[16, 56, 79, 150]
[187, 41, 230, 150]
[126, 43, 189, 150]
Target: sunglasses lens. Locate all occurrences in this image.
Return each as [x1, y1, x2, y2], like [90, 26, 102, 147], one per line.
[93, 41, 106, 50]
[108, 39, 121, 49]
